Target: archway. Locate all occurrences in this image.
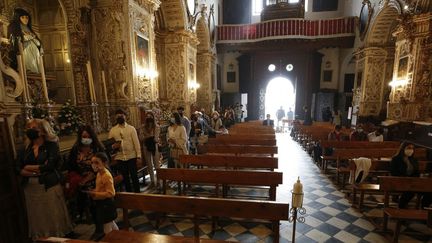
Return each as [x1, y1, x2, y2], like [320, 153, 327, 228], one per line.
[265, 76, 295, 124]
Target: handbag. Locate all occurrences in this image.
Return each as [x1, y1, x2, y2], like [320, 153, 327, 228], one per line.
[197, 135, 209, 145]
[170, 146, 184, 160]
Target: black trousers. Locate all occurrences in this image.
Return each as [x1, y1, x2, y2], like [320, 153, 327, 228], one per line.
[398, 192, 432, 209]
[116, 158, 140, 193]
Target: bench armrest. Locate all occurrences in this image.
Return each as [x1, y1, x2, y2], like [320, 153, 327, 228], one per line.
[426, 207, 432, 228]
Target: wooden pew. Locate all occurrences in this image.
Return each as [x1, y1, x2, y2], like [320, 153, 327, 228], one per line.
[351, 160, 432, 209]
[179, 154, 278, 171]
[102, 231, 232, 243]
[203, 144, 278, 157]
[208, 137, 276, 146]
[157, 168, 283, 200]
[115, 192, 289, 243]
[379, 176, 432, 242]
[214, 134, 276, 140]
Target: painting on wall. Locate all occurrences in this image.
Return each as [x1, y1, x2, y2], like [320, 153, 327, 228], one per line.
[136, 33, 149, 69]
[227, 71, 236, 83]
[397, 56, 409, 79]
[323, 70, 333, 82]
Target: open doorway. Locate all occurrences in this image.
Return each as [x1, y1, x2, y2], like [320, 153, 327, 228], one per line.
[265, 76, 295, 130]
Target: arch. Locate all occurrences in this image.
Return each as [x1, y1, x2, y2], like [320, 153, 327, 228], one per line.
[195, 15, 210, 52]
[159, 0, 188, 30]
[365, 2, 401, 46]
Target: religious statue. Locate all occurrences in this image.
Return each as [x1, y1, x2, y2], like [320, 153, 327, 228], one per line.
[7, 8, 43, 73]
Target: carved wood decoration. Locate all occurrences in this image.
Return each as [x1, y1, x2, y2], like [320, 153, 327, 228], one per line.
[388, 13, 432, 121]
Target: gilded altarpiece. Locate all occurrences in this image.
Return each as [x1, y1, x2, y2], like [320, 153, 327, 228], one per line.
[387, 13, 432, 121]
[354, 47, 394, 117]
[91, 0, 160, 127]
[196, 52, 214, 112]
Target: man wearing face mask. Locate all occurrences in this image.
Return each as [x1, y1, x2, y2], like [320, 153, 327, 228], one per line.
[390, 142, 432, 209]
[108, 109, 142, 192]
[177, 106, 191, 140]
[350, 124, 368, 141]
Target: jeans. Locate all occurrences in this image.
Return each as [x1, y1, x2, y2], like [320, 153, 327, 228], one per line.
[116, 158, 140, 192]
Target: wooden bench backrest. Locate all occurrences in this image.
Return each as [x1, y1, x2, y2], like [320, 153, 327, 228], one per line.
[334, 148, 397, 159]
[350, 160, 432, 174]
[229, 130, 275, 135]
[208, 138, 277, 146]
[204, 144, 278, 155]
[157, 168, 283, 186]
[320, 141, 400, 149]
[379, 176, 432, 192]
[215, 134, 276, 140]
[179, 155, 278, 169]
[115, 192, 289, 220]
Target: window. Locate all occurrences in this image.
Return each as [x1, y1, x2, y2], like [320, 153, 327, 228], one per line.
[288, 0, 300, 3]
[252, 0, 263, 16]
[312, 0, 338, 12]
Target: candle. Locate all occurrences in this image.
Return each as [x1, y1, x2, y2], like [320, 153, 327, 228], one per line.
[101, 70, 108, 103]
[86, 61, 96, 102]
[38, 56, 49, 103]
[292, 177, 303, 208]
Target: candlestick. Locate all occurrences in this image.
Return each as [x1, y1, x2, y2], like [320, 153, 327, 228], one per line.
[38, 56, 49, 103]
[86, 61, 96, 102]
[101, 70, 108, 103]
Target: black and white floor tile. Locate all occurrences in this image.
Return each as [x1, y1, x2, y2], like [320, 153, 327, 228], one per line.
[73, 133, 432, 242]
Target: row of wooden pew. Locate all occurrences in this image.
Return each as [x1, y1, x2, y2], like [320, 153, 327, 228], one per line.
[292, 122, 432, 242]
[111, 122, 286, 242]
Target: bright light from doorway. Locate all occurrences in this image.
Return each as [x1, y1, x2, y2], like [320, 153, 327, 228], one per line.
[265, 76, 296, 120]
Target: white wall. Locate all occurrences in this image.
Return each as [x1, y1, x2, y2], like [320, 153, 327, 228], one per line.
[221, 52, 241, 93]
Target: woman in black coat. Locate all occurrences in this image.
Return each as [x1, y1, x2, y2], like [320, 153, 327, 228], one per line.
[390, 142, 432, 209]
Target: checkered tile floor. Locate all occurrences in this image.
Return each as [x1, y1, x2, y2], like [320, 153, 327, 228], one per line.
[74, 134, 432, 242]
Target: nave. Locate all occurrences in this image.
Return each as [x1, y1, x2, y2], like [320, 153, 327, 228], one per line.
[66, 133, 432, 243]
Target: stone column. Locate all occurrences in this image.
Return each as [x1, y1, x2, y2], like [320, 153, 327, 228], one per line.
[354, 47, 394, 117]
[387, 13, 432, 121]
[196, 51, 214, 112]
[163, 30, 198, 116]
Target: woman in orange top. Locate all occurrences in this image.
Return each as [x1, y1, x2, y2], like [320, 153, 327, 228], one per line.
[87, 152, 118, 240]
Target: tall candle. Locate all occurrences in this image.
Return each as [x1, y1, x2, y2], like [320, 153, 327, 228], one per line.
[101, 70, 108, 103]
[16, 55, 29, 102]
[38, 56, 49, 103]
[86, 61, 96, 102]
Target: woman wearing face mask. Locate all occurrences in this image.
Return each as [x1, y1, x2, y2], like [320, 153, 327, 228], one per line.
[66, 125, 105, 222]
[86, 152, 118, 240]
[139, 112, 160, 188]
[167, 112, 188, 168]
[16, 119, 72, 240]
[390, 142, 432, 209]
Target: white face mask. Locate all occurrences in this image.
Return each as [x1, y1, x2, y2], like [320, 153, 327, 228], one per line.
[357, 129, 363, 133]
[81, 138, 93, 145]
[170, 118, 176, 124]
[404, 149, 414, 157]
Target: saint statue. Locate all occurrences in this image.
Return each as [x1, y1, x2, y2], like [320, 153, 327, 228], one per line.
[8, 8, 43, 73]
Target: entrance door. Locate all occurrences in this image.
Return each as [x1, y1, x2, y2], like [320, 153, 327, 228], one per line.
[0, 117, 28, 243]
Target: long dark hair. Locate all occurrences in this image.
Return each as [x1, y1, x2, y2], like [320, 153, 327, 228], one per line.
[144, 112, 156, 132]
[393, 141, 415, 159]
[8, 8, 40, 44]
[172, 112, 182, 125]
[75, 125, 105, 151]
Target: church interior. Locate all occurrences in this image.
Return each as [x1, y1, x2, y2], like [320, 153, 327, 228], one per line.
[0, 0, 432, 242]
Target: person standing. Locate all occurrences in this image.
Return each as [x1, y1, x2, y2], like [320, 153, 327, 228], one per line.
[276, 106, 285, 129]
[332, 110, 341, 126]
[167, 112, 189, 168]
[16, 119, 72, 240]
[139, 112, 160, 188]
[108, 109, 142, 193]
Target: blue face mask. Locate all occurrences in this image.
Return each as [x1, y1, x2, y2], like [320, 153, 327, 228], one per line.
[81, 138, 93, 145]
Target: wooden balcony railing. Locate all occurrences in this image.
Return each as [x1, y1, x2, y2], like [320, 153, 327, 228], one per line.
[217, 17, 356, 43]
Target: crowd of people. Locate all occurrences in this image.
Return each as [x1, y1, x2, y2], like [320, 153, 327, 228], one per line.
[15, 105, 246, 241]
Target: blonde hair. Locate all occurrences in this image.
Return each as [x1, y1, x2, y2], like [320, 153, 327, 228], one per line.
[211, 111, 219, 117]
[25, 119, 58, 146]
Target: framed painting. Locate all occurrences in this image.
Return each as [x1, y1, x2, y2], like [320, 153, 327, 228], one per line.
[323, 70, 333, 82]
[397, 56, 409, 79]
[136, 33, 149, 69]
[227, 71, 236, 83]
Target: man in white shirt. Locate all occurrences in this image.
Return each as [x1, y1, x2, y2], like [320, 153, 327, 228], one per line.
[109, 109, 142, 192]
[368, 127, 384, 142]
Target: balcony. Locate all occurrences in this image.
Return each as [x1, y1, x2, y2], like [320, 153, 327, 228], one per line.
[216, 17, 356, 44]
